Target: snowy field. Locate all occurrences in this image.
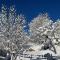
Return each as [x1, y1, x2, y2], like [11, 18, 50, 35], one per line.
[16, 43, 60, 60]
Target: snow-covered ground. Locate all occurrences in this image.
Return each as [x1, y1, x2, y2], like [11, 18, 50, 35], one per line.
[19, 49, 57, 60]
[23, 43, 57, 56]
[55, 45, 60, 56]
[16, 43, 60, 60]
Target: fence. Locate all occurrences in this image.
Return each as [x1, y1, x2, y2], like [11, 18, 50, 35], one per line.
[20, 54, 60, 60]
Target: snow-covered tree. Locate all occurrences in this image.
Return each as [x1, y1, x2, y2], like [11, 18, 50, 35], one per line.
[53, 20, 60, 45]
[0, 5, 27, 54]
[29, 13, 53, 44]
[28, 13, 60, 55]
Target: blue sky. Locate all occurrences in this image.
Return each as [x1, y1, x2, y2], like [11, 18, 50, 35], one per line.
[0, 0, 60, 22]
